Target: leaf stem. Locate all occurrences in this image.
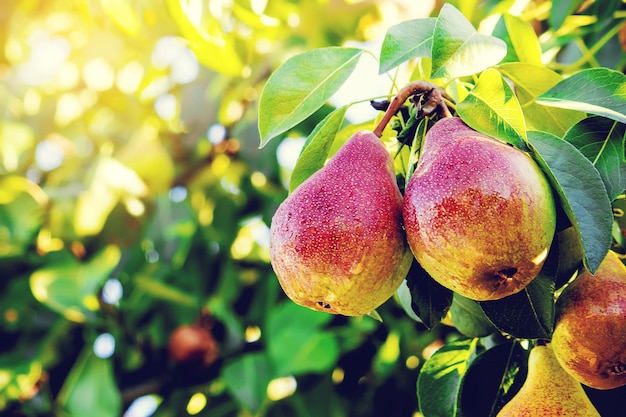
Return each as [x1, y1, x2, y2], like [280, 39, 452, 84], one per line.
[592, 120, 618, 165]
[554, 22, 622, 72]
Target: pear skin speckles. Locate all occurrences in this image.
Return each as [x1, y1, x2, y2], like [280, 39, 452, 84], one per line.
[269, 130, 412, 316]
[403, 117, 556, 301]
[552, 250, 626, 390]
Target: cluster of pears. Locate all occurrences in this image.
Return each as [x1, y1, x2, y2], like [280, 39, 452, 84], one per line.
[497, 251, 626, 415]
[269, 110, 557, 315]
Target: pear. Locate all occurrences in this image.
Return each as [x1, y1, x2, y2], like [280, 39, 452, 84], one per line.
[269, 131, 413, 316]
[551, 250, 626, 390]
[402, 117, 556, 301]
[497, 343, 600, 416]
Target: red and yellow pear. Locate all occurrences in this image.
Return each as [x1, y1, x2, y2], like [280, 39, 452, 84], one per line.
[552, 250, 626, 390]
[269, 131, 413, 316]
[402, 117, 556, 301]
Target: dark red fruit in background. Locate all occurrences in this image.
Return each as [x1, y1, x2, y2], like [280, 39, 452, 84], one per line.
[168, 324, 219, 368]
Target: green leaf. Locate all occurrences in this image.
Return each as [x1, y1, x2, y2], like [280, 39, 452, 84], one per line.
[457, 341, 528, 417]
[528, 131, 613, 274]
[0, 352, 43, 410]
[396, 279, 423, 323]
[403, 260, 453, 329]
[30, 246, 122, 322]
[555, 226, 584, 289]
[450, 293, 496, 338]
[223, 352, 273, 412]
[417, 338, 479, 417]
[431, 3, 507, 79]
[379, 18, 436, 74]
[134, 275, 199, 308]
[268, 327, 339, 376]
[563, 116, 626, 201]
[492, 14, 541, 65]
[536, 68, 626, 124]
[289, 106, 347, 192]
[480, 244, 558, 340]
[0, 175, 46, 258]
[456, 68, 525, 147]
[590, 0, 623, 30]
[265, 302, 338, 376]
[258, 47, 363, 146]
[550, 0, 585, 30]
[497, 63, 585, 136]
[58, 349, 121, 417]
[145, 195, 197, 269]
[266, 302, 332, 337]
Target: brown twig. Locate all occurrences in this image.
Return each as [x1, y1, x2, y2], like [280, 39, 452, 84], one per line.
[373, 81, 453, 138]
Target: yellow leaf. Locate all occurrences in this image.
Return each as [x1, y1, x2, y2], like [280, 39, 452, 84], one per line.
[100, 0, 141, 36]
[166, 0, 245, 76]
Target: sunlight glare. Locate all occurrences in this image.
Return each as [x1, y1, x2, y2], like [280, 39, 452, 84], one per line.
[116, 61, 144, 94]
[83, 58, 115, 91]
[56, 61, 80, 90]
[17, 31, 71, 86]
[35, 140, 64, 171]
[276, 137, 305, 171]
[251, 0, 268, 15]
[152, 36, 199, 84]
[54, 93, 83, 126]
[155, 94, 177, 120]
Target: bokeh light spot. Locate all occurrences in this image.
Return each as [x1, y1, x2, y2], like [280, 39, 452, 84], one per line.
[155, 94, 177, 120]
[93, 333, 115, 358]
[207, 123, 226, 144]
[83, 58, 115, 91]
[35, 140, 64, 171]
[186, 392, 207, 415]
[124, 395, 161, 417]
[244, 325, 261, 343]
[276, 137, 305, 171]
[102, 278, 123, 305]
[55, 93, 83, 126]
[116, 61, 144, 94]
[250, 171, 267, 188]
[267, 375, 297, 401]
[169, 186, 188, 203]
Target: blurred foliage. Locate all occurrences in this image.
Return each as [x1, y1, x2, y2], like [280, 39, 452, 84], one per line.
[3, 0, 625, 416]
[0, 1, 451, 416]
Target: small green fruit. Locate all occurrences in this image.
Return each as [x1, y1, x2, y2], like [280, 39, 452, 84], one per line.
[269, 130, 413, 316]
[403, 117, 556, 301]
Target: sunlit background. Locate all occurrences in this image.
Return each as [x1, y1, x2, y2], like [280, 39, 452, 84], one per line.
[0, 1, 447, 416]
[3, 0, 626, 415]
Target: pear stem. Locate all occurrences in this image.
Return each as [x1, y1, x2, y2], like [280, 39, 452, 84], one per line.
[373, 81, 453, 138]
